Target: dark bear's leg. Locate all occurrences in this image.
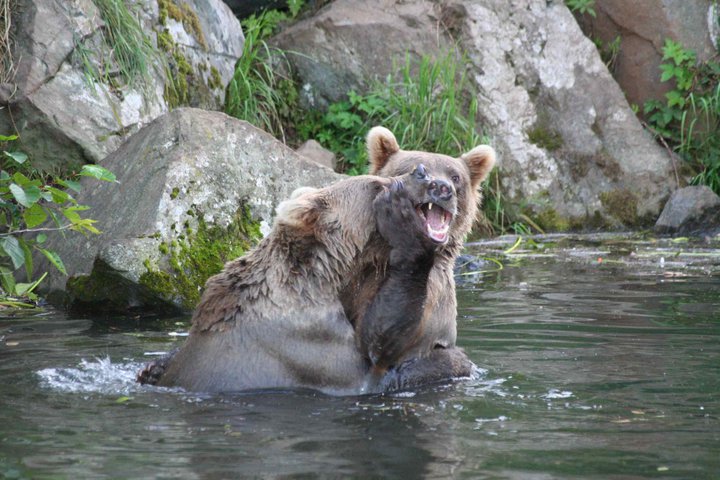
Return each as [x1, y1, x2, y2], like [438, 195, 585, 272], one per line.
[137, 349, 177, 385]
[377, 347, 475, 391]
[359, 178, 437, 373]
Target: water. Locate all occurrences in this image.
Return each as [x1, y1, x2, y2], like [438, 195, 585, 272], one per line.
[1, 235, 719, 479]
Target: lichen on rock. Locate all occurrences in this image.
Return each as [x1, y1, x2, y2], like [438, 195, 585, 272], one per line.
[139, 206, 261, 311]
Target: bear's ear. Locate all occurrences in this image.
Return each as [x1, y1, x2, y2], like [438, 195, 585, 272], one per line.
[462, 145, 496, 190]
[275, 190, 322, 235]
[367, 126, 400, 174]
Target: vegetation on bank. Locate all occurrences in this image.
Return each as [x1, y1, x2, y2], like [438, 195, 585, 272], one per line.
[0, 136, 116, 307]
[224, 3, 515, 235]
[565, 0, 720, 195]
[644, 39, 720, 195]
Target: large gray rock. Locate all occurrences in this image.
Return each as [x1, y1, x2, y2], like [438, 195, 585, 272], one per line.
[0, 0, 243, 172]
[271, 0, 677, 229]
[457, 0, 676, 229]
[576, 0, 718, 110]
[38, 108, 342, 314]
[272, 0, 445, 109]
[296, 139, 337, 169]
[655, 186, 720, 235]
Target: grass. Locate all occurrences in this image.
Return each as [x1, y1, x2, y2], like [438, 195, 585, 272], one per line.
[225, 13, 295, 142]
[0, 0, 15, 84]
[76, 0, 159, 95]
[644, 39, 720, 196]
[681, 83, 720, 193]
[380, 52, 482, 158]
[296, 51, 484, 174]
[224, 5, 523, 235]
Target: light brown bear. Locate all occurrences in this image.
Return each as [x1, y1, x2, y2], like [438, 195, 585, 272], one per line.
[138, 127, 495, 394]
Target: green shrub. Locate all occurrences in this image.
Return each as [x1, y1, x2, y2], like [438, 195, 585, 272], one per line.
[0, 135, 115, 307]
[565, 0, 596, 17]
[644, 39, 720, 194]
[297, 52, 483, 175]
[225, 3, 304, 142]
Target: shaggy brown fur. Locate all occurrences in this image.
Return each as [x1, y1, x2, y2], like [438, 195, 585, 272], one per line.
[343, 126, 496, 363]
[138, 128, 495, 394]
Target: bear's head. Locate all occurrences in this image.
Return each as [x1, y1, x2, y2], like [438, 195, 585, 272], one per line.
[366, 126, 496, 251]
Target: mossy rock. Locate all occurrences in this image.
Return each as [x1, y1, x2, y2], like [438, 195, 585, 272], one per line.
[139, 206, 261, 311]
[600, 189, 639, 227]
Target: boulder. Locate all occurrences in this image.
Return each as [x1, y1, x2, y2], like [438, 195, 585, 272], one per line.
[296, 139, 336, 169]
[0, 0, 244, 172]
[457, 0, 676, 229]
[654, 186, 720, 236]
[271, 0, 677, 229]
[576, 0, 718, 110]
[271, 0, 446, 109]
[37, 108, 342, 314]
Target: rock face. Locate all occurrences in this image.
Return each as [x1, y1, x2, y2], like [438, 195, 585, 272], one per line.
[37, 108, 341, 314]
[655, 186, 720, 236]
[272, 0, 676, 229]
[458, 0, 676, 229]
[296, 139, 337, 169]
[272, 0, 446, 110]
[576, 0, 718, 109]
[0, 0, 243, 172]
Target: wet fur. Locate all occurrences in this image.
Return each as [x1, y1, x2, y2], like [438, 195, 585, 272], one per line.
[139, 128, 495, 394]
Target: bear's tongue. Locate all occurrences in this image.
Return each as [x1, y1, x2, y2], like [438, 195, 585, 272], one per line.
[425, 205, 450, 243]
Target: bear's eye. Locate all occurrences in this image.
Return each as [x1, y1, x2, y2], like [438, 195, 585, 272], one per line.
[451, 175, 460, 184]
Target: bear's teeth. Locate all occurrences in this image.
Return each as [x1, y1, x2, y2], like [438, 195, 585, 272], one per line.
[428, 203, 433, 210]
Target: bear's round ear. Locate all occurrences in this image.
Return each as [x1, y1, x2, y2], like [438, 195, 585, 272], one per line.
[462, 145, 496, 190]
[367, 126, 400, 174]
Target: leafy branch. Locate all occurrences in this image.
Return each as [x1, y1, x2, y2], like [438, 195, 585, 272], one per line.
[0, 134, 116, 305]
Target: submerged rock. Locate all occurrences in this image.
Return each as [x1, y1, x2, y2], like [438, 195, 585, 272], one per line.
[654, 186, 720, 236]
[272, 0, 677, 230]
[0, 0, 243, 172]
[36, 108, 341, 314]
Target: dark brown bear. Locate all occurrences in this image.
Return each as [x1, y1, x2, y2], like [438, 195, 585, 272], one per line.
[341, 127, 496, 387]
[139, 128, 495, 394]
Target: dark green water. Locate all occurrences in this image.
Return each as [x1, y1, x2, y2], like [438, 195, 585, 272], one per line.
[1, 235, 719, 479]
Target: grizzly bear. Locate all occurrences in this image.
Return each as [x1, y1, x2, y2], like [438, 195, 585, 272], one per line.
[138, 128, 495, 394]
[341, 127, 496, 380]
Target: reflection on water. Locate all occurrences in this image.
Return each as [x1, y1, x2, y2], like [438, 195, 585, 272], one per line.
[1, 235, 719, 479]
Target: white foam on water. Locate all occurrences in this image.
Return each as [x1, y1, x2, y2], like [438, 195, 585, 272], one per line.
[37, 357, 144, 395]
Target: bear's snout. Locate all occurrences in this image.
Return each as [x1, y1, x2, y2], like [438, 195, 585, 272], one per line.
[429, 179, 453, 202]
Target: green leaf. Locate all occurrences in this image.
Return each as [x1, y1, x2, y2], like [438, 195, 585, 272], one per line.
[0, 266, 16, 294]
[9, 183, 41, 208]
[45, 186, 71, 204]
[0, 134, 18, 142]
[659, 64, 675, 82]
[14, 272, 46, 297]
[0, 236, 25, 270]
[3, 151, 28, 164]
[19, 237, 32, 281]
[666, 90, 685, 108]
[79, 164, 117, 182]
[62, 205, 90, 225]
[36, 233, 47, 244]
[69, 218, 100, 235]
[23, 203, 48, 228]
[56, 179, 82, 193]
[10, 172, 40, 188]
[39, 248, 67, 275]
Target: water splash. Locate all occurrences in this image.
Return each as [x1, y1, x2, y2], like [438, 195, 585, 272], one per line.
[37, 357, 143, 395]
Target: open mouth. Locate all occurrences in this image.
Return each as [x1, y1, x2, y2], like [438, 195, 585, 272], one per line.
[417, 202, 452, 244]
